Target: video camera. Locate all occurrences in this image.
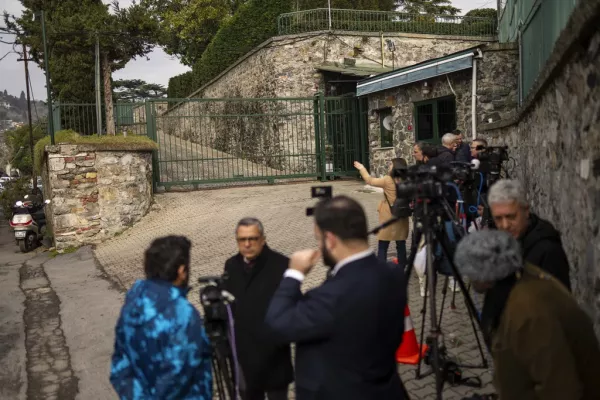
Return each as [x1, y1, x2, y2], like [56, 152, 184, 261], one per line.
[394, 164, 453, 200]
[197, 275, 238, 399]
[477, 145, 509, 184]
[198, 275, 234, 341]
[306, 186, 332, 216]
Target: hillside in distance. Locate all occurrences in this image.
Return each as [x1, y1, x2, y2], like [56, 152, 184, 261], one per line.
[0, 89, 47, 124]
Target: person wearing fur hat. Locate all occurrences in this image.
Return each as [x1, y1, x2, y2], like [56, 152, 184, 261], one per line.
[454, 230, 600, 400]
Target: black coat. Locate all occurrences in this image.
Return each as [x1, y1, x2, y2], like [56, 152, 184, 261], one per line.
[265, 254, 407, 400]
[222, 245, 294, 391]
[430, 146, 455, 168]
[455, 142, 472, 163]
[519, 213, 571, 291]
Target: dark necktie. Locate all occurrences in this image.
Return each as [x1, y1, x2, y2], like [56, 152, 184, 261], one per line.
[244, 260, 255, 274]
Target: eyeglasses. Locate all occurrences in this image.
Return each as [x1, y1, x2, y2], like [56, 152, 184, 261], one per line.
[236, 236, 261, 243]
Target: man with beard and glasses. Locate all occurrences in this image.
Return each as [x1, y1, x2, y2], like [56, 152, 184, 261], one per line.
[110, 236, 212, 399]
[265, 196, 408, 400]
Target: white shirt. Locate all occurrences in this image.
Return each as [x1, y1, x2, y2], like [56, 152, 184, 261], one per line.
[283, 249, 374, 283]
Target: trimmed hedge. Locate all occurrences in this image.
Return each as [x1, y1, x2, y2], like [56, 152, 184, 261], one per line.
[168, 0, 293, 99]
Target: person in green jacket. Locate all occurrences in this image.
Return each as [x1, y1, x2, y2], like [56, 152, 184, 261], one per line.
[454, 230, 600, 400]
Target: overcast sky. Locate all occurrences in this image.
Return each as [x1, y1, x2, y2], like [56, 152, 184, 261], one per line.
[0, 0, 497, 100]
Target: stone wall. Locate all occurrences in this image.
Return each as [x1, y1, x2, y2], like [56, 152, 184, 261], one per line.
[480, 6, 600, 337]
[161, 32, 494, 175]
[366, 43, 519, 175]
[42, 144, 154, 250]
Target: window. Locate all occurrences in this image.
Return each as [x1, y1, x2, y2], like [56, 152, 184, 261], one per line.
[379, 108, 393, 148]
[414, 97, 457, 144]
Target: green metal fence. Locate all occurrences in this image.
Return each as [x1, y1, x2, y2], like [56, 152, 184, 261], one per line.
[146, 95, 368, 188]
[520, 0, 577, 100]
[53, 103, 148, 136]
[278, 8, 497, 37]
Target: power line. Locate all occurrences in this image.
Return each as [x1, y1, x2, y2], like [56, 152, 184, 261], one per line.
[28, 68, 40, 122]
[0, 50, 17, 62]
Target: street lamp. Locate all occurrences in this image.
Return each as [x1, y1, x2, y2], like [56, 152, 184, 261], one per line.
[33, 10, 55, 145]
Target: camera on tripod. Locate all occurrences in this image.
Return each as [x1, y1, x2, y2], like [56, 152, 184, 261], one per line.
[395, 164, 452, 201]
[477, 145, 509, 181]
[198, 275, 234, 340]
[197, 275, 238, 399]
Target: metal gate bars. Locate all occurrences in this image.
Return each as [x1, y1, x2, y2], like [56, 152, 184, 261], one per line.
[145, 94, 369, 189]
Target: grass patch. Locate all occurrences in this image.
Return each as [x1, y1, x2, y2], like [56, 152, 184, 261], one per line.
[49, 246, 79, 258]
[34, 130, 158, 174]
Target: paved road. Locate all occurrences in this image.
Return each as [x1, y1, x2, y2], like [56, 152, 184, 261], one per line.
[0, 215, 123, 400]
[96, 180, 495, 399]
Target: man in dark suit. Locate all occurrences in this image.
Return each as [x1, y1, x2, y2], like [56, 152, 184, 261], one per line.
[265, 196, 407, 400]
[222, 218, 293, 400]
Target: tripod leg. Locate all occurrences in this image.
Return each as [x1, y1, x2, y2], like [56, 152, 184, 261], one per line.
[438, 276, 448, 328]
[435, 231, 485, 337]
[435, 231, 491, 369]
[451, 279, 458, 309]
[416, 272, 428, 379]
[404, 227, 422, 287]
[212, 351, 227, 400]
[424, 234, 444, 400]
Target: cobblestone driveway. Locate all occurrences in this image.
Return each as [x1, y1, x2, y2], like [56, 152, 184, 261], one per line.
[95, 180, 494, 399]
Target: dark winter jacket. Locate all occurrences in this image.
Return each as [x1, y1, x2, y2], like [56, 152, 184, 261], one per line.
[519, 213, 571, 291]
[431, 146, 455, 167]
[455, 141, 472, 163]
[490, 264, 600, 400]
[222, 245, 294, 392]
[110, 279, 213, 400]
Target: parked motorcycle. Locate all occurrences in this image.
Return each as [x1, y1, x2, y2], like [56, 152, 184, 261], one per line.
[10, 195, 51, 253]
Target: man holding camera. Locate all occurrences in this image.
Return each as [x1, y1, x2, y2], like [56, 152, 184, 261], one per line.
[455, 230, 600, 400]
[487, 180, 571, 290]
[266, 196, 407, 400]
[110, 236, 212, 399]
[429, 133, 457, 168]
[454, 129, 472, 162]
[470, 138, 488, 159]
[222, 218, 293, 400]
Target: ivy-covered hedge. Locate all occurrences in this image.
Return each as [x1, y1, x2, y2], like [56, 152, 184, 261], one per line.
[168, 0, 293, 99]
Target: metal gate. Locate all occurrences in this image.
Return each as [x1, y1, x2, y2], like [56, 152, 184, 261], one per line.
[146, 94, 368, 189]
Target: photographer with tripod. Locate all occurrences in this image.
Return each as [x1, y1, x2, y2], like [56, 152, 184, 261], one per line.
[455, 230, 600, 400]
[110, 236, 213, 400]
[265, 196, 408, 400]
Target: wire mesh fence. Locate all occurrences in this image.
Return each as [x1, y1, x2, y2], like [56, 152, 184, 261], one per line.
[278, 8, 497, 37]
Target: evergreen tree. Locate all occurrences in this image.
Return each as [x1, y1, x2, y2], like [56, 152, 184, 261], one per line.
[397, 0, 461, 15]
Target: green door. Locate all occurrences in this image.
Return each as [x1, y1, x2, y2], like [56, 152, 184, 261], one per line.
[324, 96, 365, 176]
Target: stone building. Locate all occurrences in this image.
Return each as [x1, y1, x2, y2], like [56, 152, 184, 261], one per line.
[356, 43, 518, 175]
[157, 30, 496, 182]
[483, 0, 600, 337]
[353, 0, 600, 337]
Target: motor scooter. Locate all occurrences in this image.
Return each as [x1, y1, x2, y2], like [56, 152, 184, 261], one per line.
[10, 195, 51, 253]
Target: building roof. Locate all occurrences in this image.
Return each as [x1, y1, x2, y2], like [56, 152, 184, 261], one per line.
[356, 46, 481, 96]
[317, 61, 393, 78]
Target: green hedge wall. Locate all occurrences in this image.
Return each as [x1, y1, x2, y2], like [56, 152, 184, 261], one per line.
[168, 0, 293, 99]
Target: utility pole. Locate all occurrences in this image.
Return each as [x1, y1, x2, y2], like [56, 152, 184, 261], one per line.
[22, 44, 36, 190]
[39, 10, 55, 145]
[328, 0, 332, 31]
[95, 34, 103, 136]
